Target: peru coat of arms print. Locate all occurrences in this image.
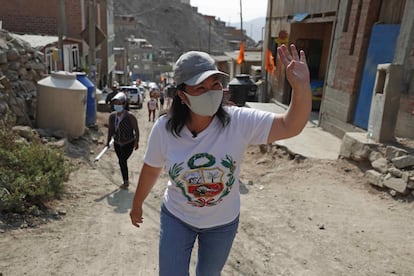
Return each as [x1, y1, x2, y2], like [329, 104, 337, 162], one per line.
[169, 153, 237, 207]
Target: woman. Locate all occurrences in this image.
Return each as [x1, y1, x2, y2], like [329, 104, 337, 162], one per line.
[130, 44, 311, 275]
[106, 92, 139, 189]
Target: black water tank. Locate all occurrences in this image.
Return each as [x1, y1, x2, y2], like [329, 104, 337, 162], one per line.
[228, 74, 257, 106]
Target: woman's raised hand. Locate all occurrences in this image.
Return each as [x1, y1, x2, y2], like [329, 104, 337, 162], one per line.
[277, 44, 310, 89]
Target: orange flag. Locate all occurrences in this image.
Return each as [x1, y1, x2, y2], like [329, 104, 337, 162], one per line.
[236, 41, 245, 64]
[265, 48, 275, 74]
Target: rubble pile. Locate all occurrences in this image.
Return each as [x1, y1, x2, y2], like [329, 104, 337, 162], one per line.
[0, 29, 46, 127]
[340, 132, 414, 196]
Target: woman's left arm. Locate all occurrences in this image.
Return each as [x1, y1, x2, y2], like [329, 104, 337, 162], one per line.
[267, 44, 312, 143]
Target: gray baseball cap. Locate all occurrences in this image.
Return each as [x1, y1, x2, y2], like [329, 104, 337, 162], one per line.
[173, 51, 229, 86]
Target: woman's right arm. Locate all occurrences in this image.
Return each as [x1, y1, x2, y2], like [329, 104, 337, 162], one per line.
[130, 163, 163, 228]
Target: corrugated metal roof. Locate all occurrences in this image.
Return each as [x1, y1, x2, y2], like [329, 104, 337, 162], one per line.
[292, 13, 309, 22]
[11, 33, 59, 48]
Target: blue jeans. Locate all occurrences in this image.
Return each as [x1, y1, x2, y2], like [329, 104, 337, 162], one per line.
[159, 204, 239, 276]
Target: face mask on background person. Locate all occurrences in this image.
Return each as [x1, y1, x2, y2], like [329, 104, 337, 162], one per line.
[183, 89, 223, 117]
[114, 105, 124, 113]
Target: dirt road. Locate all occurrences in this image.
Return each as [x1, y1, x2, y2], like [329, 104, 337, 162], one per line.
[1, 103, 413, 276]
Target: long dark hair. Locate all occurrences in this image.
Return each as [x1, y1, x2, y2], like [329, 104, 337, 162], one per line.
[166, 85, 230, 137]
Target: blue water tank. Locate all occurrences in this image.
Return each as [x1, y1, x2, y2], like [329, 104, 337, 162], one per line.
[76, 73, 96, 126]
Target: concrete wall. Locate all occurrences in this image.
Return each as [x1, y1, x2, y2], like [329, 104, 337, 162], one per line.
[319, 87, 362, 138]
[368, 64, 404, 142]
[393, 0, 414, 138]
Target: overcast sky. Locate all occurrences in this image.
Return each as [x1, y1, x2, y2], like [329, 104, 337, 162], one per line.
[190, 0, 268, 23]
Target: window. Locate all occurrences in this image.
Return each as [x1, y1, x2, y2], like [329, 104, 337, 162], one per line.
[63, 44, 80, 71]
[71, 45, 79, 70]
[45, 47, 58, 73]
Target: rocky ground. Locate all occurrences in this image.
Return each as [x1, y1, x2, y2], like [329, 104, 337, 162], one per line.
[1, 100, 413, 276]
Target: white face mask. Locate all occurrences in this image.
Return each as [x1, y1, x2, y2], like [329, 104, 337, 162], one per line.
[114, 105, 124, 112]
[183, 90, 223, 116]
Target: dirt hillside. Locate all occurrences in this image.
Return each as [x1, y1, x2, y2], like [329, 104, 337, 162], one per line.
[113, 0, 256, 56]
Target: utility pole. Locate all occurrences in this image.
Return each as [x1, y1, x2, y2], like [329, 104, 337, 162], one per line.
[264, 0, 273, 102]
[239, 0, 244, 42]
[88, 0, 97, 85]
[57, 0, 66, 71]
[208, 19, 211, 53]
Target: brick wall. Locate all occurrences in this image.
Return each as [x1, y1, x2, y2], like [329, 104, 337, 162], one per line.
[0, 0, 58, 35]
[65, 0, 83, 38]
[331, 0, 381, 96]
[0, 0, 84, 37]
[1, 15, 57, 35]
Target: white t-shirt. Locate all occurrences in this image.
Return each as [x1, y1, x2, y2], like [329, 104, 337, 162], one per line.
[148, 98, 157, 110]
[144, 106, 275, 228]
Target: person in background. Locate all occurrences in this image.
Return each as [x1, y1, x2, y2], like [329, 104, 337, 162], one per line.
[106, 92, 139, 189]
[129, 44, 312, 275]
[105, 84, 118, 112]
[159, 88, 165, 110]
[147, 93, 159, 122]
[165, 81, 176, 109]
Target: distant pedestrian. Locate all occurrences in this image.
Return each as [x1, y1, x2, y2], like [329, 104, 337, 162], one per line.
[159, 89, 165, 109]
[147, 95, 159, 122]
[105, 84, 118, 112]
[106, 92, 139, 189]
[165, 82, 176, 109]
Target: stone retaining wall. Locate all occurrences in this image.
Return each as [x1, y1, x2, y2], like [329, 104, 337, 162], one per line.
[0, 29, 46, 127]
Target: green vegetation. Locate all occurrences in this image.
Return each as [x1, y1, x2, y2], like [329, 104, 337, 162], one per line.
[0, 124, 70, 214]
